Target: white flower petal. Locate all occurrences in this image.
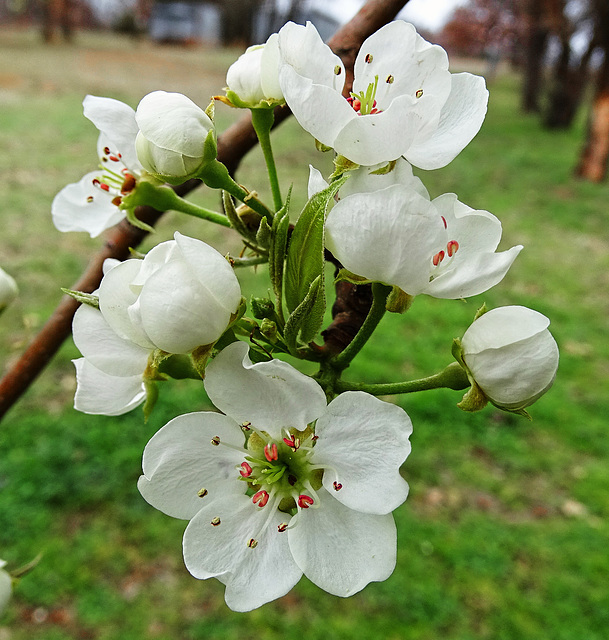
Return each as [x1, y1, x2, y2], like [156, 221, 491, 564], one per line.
[135, 91, 213, 157]
[204, 342, 327, 437]
[72, 303, 150, 376]
[313, 392, 412, 514]
[73, 358, 145, 416]
[98, 258, 156, 349]
[183, 493, 302, 611]
[289, 489, 397, 597]
[405, 72, 489, 170]
[340, 158, 429, 199]
[0, 565, 11, 617]
[325, 185, 444, 294]
[138, 412, 245, 520]
[51, 171, 124, 237]
[83, 94, 141, 171]
[307, 165, 329, 199]
[260, 33, 283, 101]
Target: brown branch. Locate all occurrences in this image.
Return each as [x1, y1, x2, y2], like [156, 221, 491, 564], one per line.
[0, 0, 410, 420]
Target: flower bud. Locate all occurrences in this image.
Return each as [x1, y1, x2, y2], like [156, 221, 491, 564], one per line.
[459, 306, 559, 411]
[0, 560, 11, 616]
[98, 232, 242, 354]
[135, 91, 217, 183]
[0, 267, 18, 314]
[224, 33, 284, 108]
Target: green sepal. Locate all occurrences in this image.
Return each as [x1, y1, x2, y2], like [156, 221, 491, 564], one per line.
[385, 286, 413, 314]
[191, 343, 214, 379]
[370, 159, 397, 175]
[125, 203, 154, 233]
[330, 155, 359, 180]
[334, 268, 372, 286]
[457, 379, 488, 412]
[219, 90, 283, 111]
[315, 139, 333, 153]
[473, 302, 488, 322]
[62, 288, 99, 309]
[285, 175, 348, 342]
[260, 318, 278, 341]
[158, 354, 200, 380]
[251, 296, 275, 320]
[284, 275, 323, 352]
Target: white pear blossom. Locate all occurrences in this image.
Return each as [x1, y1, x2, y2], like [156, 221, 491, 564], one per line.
[98, 232, 241, 355]
[52, 95, 143, 237]
[278, 20, 488, 168]
[224, 33, 284, 108]
[460, 306, 559, 411]
[325, 183, 522, 299]
[135, 91, 216, 182]
[0, 560, 11, 617]
[138, 341, 412, 611]
[0, 267, 18, 313]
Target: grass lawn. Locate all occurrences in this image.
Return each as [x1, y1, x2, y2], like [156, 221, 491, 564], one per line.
[1, 26, 608, 640]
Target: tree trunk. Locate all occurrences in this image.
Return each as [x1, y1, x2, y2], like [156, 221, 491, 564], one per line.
[575, 0, 609, 181]
[521, 0, 549, 113]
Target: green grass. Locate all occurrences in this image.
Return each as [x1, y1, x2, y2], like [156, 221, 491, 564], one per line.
[1, 28, 609, 640]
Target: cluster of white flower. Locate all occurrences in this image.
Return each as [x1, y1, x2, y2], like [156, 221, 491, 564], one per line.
[48, 20, 559, 611]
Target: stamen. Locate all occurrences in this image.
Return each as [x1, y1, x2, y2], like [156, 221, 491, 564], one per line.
[241, 421, 252, 431]
[239, 462, 252, 477]
[416, 89, 423, 98]
[197, 488, 208, 498]
[247, 538, 258, 548]
[100, 183, 110, 192]
[278, 523, 288, 532]
[211, 517, 221, 526]
[441, 216, 447, 229]
[211, 436, 221, 446]
[109, 155, 120, 162]
[121, 174, 136, 194]
[386, 75, 394, 84]
[333, 481, 343, 491]
[252, 490, 270, 507]
[111, 196, 122, 207]
[447, 240, 459, 257]
[103, 146, 111, 155]
[86, 196, 94, 203]
[433, 251, 445, 266]
[365, 53, 373, 63]
[334, 65, 342, 75]
[283, 434, 300, 451]
[298, 494, 314, 509]
[264, 443, 278, 462]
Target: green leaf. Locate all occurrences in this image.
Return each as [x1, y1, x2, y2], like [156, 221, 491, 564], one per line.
[285, 176, 347, 341]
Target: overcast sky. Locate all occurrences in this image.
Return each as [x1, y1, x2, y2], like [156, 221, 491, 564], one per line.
[398, 0, 469, 32]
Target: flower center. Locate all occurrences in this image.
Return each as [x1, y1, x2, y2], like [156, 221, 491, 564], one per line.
[86, 145, 136, 208]
[348, 75, 382, 115]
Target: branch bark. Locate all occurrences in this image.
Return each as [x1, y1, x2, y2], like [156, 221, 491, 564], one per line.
[0, 0, 410, 420]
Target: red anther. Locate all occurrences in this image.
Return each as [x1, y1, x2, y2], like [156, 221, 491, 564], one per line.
[298, 495, 314, 509]
[99, 183, 110, 192]
[86, 196, 94, 203]
[92, 178, 101, 187]
[441, 216, 447, 229]
[416, 89, 423, 98]
[333, 481, 343, 491]
[311, 435, 319, 442]
[433, 251, 445, 267]
[370, 108, 380, 114]
[248, 538, 258, 548]
[240, 462, 252, 477]
[109, 155, 120, 162]
[264, 443, 278, 462]
[252, 490, 269, 507]
[211, 436, 221, 446]
[278, 523, 288, 532]
[103, 146, 111, 155]
[447, 240, 459, 257]
[111, 196, 122, 207]
[117, 153, 122, 158]
[121, 174, 136, 194]
[283, 435, 300, 450]
[352, 99, 361, 112]
[365, 53, 373, 63]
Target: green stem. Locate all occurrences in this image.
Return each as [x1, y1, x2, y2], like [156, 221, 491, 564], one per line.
[250, 108, 282, 212]
[330, 282, 391, 372]
[198, 159, 274, 223]
[124, 181, 230, 227]
[335, 362, 470, 396]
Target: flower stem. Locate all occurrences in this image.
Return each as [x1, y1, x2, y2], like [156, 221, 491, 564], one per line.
[198, 159, 274, 223]
[124, 181, 231, 227]
[250, 108, 283, 212]
[335, 362, 470, 396]
[330, 282, 391, 372]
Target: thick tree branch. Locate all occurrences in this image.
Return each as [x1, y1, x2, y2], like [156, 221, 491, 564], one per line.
[0, 0, 409, 419]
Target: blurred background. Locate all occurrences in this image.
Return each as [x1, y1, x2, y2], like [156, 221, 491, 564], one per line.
[1, 1, 608, 638]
